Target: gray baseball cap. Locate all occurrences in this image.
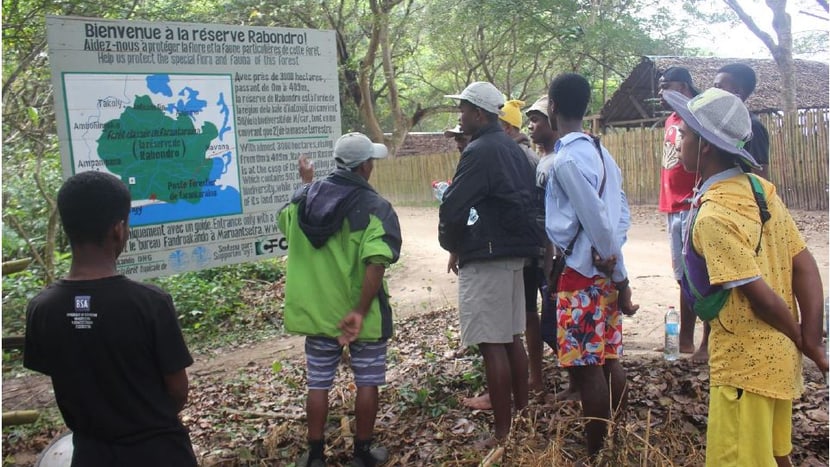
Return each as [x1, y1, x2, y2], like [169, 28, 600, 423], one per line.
[333, 132, 388, 169]
[445, 82, 505, 116]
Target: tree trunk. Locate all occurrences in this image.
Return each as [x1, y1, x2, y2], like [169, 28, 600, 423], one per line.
[768, 0, 796, 113]
[725, 0, 797, 114]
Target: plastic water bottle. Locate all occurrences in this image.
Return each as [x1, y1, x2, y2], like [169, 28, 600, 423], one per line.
[466, 207, 479, 225]
[664, 305, 680, 361]
[431, 180, 478, 226]
[432, 180, 451, 202]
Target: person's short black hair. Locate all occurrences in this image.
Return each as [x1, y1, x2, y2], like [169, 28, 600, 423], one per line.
[548, 73, 590, 120]
[58, 171, 131, 246]
[717, 63, 757, 97]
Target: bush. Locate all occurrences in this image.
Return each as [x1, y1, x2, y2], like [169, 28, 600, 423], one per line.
[2, 257, 285, 350]
[2, 255, 70, 338]
[149, 259, 285, 343]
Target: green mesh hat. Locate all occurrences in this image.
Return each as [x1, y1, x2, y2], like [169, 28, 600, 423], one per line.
[663, 88, 759, 169]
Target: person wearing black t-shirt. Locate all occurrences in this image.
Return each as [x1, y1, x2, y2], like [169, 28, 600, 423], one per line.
[714, 63, 771, 179]
[24, 171, 197, 466]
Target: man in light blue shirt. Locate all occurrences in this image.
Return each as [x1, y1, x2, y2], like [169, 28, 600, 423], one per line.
[544, 73, 638, 461]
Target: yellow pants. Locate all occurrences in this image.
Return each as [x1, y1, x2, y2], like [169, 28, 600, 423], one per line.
[706, 385, 792, 467]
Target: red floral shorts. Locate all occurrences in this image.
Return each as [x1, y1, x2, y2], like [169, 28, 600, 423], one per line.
[554, 267, 622, 367]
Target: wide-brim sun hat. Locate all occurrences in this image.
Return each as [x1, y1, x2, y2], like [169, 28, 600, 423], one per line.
[333, 132, 388, 169]
[662, 88, 759, 169]
[443, 124, 464, 137]
[525, 95, 549, 118]
[445, 82, 505, 116]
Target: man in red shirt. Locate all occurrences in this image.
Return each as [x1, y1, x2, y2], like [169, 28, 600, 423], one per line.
[657, 67, 706, 361]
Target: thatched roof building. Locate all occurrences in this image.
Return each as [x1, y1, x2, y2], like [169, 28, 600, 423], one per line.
[599, 56, 829, 128]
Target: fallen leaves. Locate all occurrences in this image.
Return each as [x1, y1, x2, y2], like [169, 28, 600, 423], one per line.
[3, 305, 827, 466]
[181, 307, 827, 466]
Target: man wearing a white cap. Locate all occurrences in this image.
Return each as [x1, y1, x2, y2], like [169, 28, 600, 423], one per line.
[279, 132, 402, 467]
[443, 124, 470, 154]
[439, 81, 544, 447]
[663, 88, 827, 467]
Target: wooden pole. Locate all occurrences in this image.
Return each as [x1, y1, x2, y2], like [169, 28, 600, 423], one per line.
[2, 410, 40, 426]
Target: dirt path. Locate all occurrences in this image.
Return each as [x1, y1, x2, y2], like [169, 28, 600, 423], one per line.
[4, 205, 828, 409]
[167, 204, 830, 377]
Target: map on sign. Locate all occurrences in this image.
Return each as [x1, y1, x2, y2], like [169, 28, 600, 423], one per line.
[63, 72, 242, 226]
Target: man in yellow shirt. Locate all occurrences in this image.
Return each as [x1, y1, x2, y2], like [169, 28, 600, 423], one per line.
[663, 87, 828, 467]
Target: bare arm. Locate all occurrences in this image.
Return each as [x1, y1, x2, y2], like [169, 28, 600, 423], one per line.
[447, 252, 458, 275]
[338, 263, 385, 345]
[738, 279, 802, 349]
[792, 249, 828, 372]
[164, 368, 189, 412]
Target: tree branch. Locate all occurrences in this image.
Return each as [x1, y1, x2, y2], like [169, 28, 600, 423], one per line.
[4, 213, 51, 282]
[723, 0, 780, 53]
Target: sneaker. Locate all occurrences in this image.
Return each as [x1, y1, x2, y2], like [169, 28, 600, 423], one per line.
[350, 445, 389, 467]
[296, 452, 326, 467]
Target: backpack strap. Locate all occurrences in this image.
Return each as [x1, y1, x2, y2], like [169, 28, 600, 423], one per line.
[591, 136, 607, 198]
[561, 135, 607, 256]
[746, 174, 770, 255]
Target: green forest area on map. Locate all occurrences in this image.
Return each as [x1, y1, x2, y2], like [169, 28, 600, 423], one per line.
[97, 95, 219, 204]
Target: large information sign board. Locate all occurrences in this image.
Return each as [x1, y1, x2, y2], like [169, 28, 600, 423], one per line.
[46, 16, 341, 278]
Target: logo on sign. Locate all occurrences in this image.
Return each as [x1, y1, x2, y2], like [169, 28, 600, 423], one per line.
[75, 296, 91, 312]
[255, 237, 287, 255]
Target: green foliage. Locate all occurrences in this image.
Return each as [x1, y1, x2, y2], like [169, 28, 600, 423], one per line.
[149, 259, 284, 338]
[396, 376, 460, 418]
[1, 256, 284, 358]
[2, 149, 63, 261]
[794, 30, 829, 58]
[2, 254, 70, 339]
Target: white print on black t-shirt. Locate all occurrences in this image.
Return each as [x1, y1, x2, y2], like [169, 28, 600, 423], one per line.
[69, 295, 96, 330]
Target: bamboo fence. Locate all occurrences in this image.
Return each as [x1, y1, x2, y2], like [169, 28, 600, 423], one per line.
[371, 109, 828, 211]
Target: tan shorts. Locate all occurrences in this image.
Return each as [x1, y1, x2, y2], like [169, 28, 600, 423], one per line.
[458, 257, 526, 346]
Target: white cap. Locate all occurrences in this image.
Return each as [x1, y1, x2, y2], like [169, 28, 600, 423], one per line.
[445, 82, 505, 116]
[333, 132, 388, 169]
[443, 124, 464, 137]
[525, 95, 549, 118]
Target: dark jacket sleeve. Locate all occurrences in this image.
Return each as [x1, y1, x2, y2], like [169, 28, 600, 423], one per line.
[368, 197, 402, 265]
[438, 147, 489, 252]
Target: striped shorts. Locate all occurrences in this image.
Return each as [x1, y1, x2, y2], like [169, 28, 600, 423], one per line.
[305, 336, 387, 391]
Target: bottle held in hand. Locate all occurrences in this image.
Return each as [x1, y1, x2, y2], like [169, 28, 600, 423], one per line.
[432, 180, 451, 202]
[431, 180, 478, 226]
